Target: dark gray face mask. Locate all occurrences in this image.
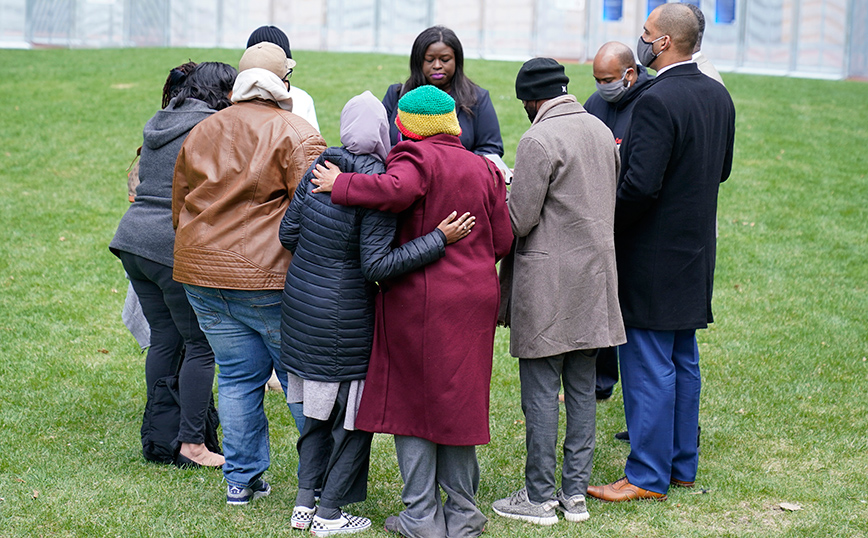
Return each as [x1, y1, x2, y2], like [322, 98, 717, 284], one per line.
[596, 70, 633, 103]
[637, 34, 667, 68]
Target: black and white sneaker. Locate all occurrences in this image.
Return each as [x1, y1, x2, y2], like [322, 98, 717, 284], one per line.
[310, 511, 372, 536]
[291, 505, 316, 530]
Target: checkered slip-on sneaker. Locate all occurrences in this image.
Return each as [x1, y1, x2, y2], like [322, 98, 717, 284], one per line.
[291, 505, 316, 530]
[310, 511, 372, 536]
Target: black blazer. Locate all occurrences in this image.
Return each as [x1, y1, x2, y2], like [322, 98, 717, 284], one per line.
[615, 63, 736, 331]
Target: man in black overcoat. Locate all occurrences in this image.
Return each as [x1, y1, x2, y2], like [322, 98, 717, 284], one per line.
[587, 2, 736, 502]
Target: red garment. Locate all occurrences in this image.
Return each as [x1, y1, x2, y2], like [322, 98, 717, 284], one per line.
[331, 134, 514, 445]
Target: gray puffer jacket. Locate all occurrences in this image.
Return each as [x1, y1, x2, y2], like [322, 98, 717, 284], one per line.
[279, 147, 446, 382]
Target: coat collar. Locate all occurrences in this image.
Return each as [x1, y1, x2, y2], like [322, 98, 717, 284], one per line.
[654, 62, 701, 80]
[532, 94, 583, 126]
[420, 132, 465, 147]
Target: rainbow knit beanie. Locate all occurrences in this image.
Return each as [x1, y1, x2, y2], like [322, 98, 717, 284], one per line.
[396, 85, 462, 140]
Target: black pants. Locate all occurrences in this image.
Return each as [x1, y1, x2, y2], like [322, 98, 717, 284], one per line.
[595, 346, 619, 399]
[296, 382, 373, 510]
[119, 251, 215, 445]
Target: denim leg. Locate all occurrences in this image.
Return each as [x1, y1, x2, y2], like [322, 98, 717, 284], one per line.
[272, 369, 305, 433]
[561, 348, 597, 497]
[671, 330, 700, 483]
[620, 327, 676, 495]
[184, 285, 275, 488]
[519, 357, 562, 503]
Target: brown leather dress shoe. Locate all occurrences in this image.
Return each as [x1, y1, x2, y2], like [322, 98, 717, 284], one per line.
[670, 478, 695, 488]
[586, 477, 667, 502]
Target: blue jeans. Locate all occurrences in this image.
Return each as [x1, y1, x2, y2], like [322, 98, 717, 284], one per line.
[184, 284, 305, 488]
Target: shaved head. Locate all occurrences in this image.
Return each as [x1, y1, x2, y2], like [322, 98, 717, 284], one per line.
[593, 41, 639, 85]
[650, 3, 699, 56]
[595, 41, 637, 72]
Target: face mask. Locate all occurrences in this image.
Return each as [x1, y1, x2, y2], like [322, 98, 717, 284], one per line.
[596, 70, 632, 103]
[637, 35, 667, 68]
[524, 101, 539, 123]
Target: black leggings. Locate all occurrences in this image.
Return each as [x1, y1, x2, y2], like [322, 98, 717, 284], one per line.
[119, 251, 215, 445]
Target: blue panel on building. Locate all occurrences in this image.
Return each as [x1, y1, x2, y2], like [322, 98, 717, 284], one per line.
[603, 0, 623, 21]
[716, 0, 736, 24]
[647, 0, 666, 16]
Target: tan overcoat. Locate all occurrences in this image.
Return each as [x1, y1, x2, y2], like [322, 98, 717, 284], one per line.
[503, 95, 626, 359]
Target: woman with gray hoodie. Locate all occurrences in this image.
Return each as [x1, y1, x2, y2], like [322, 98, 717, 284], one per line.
[110, 62, 236, 469]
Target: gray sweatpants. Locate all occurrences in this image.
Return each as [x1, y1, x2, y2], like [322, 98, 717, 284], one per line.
[393, 435, 487, 538]
[519, 349, 597, 502]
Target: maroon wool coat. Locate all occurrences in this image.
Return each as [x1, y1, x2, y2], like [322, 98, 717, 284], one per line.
[331, 134, 514, 446]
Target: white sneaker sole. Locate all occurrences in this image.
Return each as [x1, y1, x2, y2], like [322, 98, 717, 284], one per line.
[561, 510, 590, 522]
[310, 522, 371, 536]
[492, 507, 558, 526]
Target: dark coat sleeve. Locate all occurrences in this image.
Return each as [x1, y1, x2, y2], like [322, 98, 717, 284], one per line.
[615, 91, 673, 232]
[359, 211, 446, 282]
[467, 88, 504, 157]
[382, 83, 402, 148]
[720, 100, 736, 184]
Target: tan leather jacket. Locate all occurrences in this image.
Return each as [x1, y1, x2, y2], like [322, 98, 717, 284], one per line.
[172, 99, 327, 290]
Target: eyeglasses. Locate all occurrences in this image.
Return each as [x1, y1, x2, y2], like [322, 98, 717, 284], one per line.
[283, 69, 293, 82]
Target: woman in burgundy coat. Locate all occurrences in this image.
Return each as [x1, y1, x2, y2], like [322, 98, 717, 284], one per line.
[313, 85, 513, 538]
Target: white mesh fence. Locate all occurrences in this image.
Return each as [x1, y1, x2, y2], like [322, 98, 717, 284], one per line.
[0, 0, 865, 78]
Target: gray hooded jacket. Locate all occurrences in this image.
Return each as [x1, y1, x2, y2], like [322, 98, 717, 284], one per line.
[110, 98, 216, 266]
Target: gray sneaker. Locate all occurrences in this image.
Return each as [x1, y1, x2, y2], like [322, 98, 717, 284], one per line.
[556, 489, 589, 522]
[492, 488, 558, 526]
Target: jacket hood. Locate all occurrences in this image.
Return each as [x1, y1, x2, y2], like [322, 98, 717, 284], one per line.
[340, 90, 391, 163]
[615, 64, 655, 111]
[143, 98, 216, 151]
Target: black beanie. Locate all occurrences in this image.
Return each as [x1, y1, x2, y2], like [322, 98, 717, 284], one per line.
[247, 25, 292, 59]
[515, 58, 570, 101]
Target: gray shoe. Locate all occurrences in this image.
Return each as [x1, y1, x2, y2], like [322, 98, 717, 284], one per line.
[492, 488, 558, 526]
[556, 489, 589, 522]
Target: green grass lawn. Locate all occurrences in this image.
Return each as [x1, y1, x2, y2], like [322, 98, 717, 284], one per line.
[1, 47, 866, 537]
